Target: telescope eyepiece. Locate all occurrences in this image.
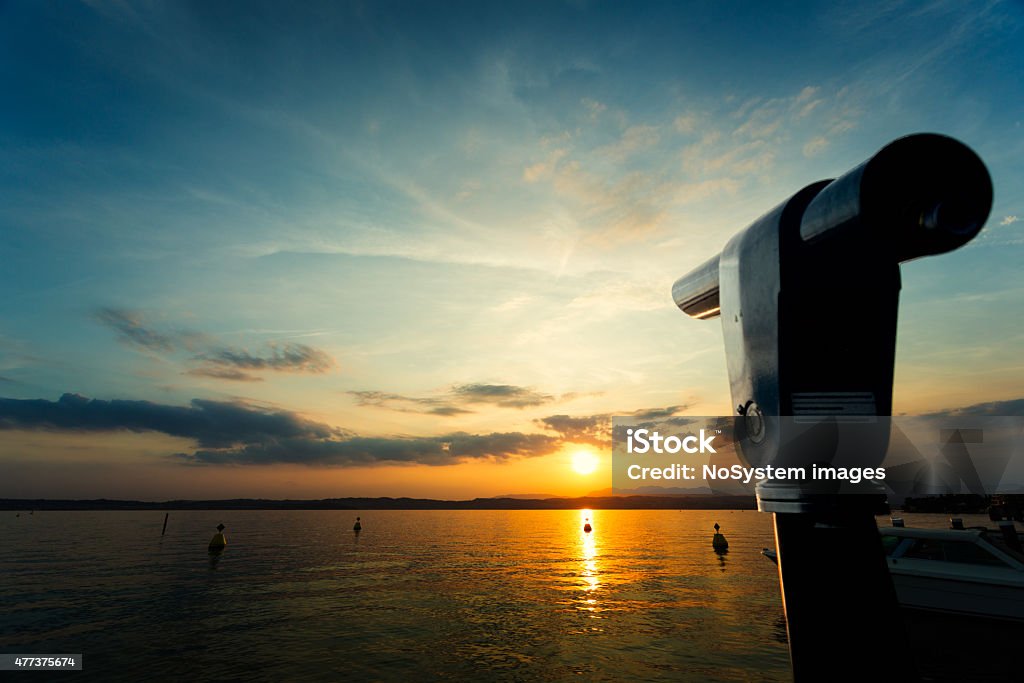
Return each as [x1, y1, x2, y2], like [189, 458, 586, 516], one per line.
[920, 196, 987, 237]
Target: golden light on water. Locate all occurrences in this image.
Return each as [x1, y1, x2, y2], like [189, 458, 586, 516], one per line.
[579, 509, 600, 600]
[582, 534, 599, 593]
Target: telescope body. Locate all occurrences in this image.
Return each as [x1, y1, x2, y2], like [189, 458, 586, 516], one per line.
[672, 133, 992, 499]
[672, 133, 992, 682]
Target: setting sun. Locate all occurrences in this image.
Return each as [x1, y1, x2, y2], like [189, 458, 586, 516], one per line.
[571, 450, 599, 475]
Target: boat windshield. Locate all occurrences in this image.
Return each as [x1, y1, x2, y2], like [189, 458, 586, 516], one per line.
[896, 537, 1008, 567]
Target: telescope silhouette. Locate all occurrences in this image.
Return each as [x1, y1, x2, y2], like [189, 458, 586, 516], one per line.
[672, 133, 992, 680]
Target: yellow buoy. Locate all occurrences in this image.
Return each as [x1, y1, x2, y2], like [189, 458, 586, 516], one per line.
[712, 522, 729, 551]
[208, 523, 227, 552]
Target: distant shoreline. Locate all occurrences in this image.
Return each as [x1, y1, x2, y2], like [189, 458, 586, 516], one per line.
[0, 495, 757, 511]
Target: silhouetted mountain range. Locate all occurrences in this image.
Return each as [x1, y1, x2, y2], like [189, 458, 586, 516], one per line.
[0, 494, 756, 511]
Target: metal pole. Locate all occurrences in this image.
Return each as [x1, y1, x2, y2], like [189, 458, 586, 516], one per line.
[772, 503, 912, 679]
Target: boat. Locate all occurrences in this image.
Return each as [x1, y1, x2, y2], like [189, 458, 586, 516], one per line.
[881, 526, 1024, 620]
[761, 525, 1024, 621]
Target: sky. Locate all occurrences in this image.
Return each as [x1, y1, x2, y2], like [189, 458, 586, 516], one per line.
[1, 0, 1022, 500]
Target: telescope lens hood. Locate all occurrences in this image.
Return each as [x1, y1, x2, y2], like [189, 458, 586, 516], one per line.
[799, 133, 992, 262]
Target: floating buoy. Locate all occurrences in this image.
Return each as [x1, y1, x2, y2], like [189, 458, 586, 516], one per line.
[208, 523, 227, 552]
[712, 522, 729, 551]
[353, 516, 362, 532]
[583, 518, 592, 533]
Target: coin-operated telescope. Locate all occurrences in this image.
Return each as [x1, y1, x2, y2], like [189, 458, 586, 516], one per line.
[672, 133, 992, 680]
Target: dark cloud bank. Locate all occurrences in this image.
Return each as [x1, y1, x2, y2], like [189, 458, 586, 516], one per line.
[0, 393, 336, 449]
[7, 394, 1016, 468]
[0, 394, 558, 466]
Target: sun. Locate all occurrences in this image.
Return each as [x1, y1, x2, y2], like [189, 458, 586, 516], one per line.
[571, 450, 598, 475]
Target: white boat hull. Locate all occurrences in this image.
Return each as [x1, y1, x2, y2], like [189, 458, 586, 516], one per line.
[888, 566, 1024, 621]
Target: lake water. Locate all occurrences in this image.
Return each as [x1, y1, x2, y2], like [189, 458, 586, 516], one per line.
[0, 510, 1005, 681]
[1, 509, 792, 681]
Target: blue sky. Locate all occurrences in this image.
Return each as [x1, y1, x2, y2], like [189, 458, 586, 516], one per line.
[1, 0, 1022, 499]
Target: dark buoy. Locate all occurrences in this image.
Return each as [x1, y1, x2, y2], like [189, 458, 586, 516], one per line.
[353, 516, 362, 532]
[712, 522, 729, 551]
[583, 517, 592, 533]
[208, 523, 227, 552]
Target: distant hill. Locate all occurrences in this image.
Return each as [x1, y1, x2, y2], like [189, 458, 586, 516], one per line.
[496, 493, 558, 500]
[0, 495, 756, 511]
[587, 486, 717, 497]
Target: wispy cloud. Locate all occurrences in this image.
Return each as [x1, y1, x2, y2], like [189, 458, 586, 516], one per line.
[537, 414, 609, 446]
[94, 308, 336, 381]
[514, 82, 865, 252]
[630, 405, 690, 420]
[968, 213, 1024, 249]
[94, 308, 176, 353]
[682, 139, 774, 177]
[452, 383, 553, 408]
[537, 405, 690, 446]
[673, 113, 698, 134]
[348, 390, 473, 416]
[724, 85, 859, 161]
[522, 148, 568, 183]
[350, 383, 559, 416]
[925, 398, 1024, 417]
[803, 136, 829, 157]
[595, 125, 660, 162]
[186, 367, 264, 382]
[195, 343, 335, 375]
[581, 97, 606, 120]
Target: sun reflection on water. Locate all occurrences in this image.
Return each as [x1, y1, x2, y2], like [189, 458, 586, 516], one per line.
[578, 509, 600, 612]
